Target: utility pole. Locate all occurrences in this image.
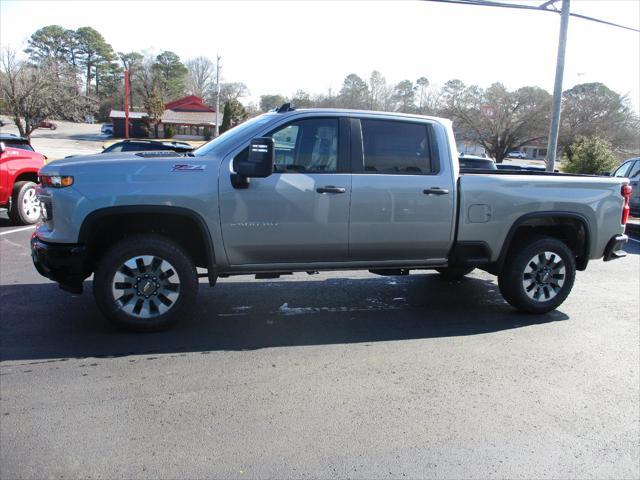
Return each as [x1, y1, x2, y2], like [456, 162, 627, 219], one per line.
[215, 54, 221, 137]
[124, 69, 130, 139]
[545, 0, 570, 171]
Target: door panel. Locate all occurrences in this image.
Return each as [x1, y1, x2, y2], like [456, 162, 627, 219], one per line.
[349, 119, 455, 261]
[0, 154, 8, 204]
[219, 117, 351, 265]
[219, 173, 351, 264]
[349, 175, 455, 261]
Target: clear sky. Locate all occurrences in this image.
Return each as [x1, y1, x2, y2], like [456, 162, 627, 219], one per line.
[1, 0, 639, 111]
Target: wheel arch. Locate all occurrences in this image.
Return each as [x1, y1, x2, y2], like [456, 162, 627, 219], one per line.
[14, 171, 39, 184]
[497, 211, 592, 272]
[79, 205, 217, 285]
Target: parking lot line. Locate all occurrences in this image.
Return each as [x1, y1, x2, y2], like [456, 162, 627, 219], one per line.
[0, 226, 36, 236]
[628, 236, 640, 244]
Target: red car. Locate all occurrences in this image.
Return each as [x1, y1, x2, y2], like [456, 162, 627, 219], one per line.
[37, 120, 57, 130]
[0, 135, 46, 224]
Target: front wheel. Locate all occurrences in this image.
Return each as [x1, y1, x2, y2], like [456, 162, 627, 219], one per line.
[93, 235, 198, 331]
[9, 181, 41, 225]
[498, 236, 576, 314]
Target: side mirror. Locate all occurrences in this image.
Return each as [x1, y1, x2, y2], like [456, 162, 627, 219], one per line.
[236, 137, 274, 178]
[232, 137, 274, 188]
[0, 142, 5, 153]
[600, 171, 611, 176]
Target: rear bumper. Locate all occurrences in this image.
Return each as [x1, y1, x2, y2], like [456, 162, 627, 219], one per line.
[603, 234, 628, 262]
[30, 233, 87, 293]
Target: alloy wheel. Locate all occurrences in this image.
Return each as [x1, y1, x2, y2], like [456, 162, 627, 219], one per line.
[522, 251, 566, 302]
[111, 255, 181, 318]
[22, 187, 41, 222]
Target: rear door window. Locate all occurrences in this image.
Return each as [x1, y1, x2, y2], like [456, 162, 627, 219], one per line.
[361, 120, 433, 174]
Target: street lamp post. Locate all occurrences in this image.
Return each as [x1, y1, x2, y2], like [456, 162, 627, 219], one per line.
[215, 54, 221, 137]
[545, 0, 571, 172]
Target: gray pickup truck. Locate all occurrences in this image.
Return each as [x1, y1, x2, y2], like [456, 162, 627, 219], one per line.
[31, 107, 631, 331]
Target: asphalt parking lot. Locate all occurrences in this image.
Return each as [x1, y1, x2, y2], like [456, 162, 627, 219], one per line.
[0, 119, 106, 160]
[0, 214, 638, 479]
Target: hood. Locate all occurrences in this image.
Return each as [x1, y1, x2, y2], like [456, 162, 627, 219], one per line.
[41, 152, 187, 174]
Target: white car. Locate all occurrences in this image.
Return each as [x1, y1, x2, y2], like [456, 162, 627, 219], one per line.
[101, 124, 113, 136]
[507, 151, 527, 159]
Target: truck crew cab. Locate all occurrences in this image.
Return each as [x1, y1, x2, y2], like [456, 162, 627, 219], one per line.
[31, 107, 631, 331]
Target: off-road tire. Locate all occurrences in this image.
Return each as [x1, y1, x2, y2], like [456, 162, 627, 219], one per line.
[9, 181, 41, 225]
[93, 234, 198, 332]
[498, 235, 576, 314]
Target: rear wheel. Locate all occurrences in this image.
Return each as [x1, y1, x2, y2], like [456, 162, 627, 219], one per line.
[9, 181, 41, 225]
[498, 236, 576, 313]
[93, 235, 198, 332]
[435, 266, 475, 281]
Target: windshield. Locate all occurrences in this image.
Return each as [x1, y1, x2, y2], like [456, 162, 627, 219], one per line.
[3, 140, 34, 152]
[194, 114, 276, 157]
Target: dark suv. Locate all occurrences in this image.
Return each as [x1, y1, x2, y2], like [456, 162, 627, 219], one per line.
[102, 140, 195, 154]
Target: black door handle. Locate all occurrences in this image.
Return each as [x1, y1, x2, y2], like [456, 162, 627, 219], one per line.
[423, 187, 449, 195]
[317, 186, 346, 194]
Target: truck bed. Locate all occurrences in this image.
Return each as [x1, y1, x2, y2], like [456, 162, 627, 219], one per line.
[456, 172, 627, 263]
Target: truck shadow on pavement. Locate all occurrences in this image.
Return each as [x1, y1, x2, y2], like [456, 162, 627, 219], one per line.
[0, 274, 569, 362]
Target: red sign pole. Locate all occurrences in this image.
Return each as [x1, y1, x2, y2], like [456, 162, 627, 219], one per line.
[124, 69, 130, 139]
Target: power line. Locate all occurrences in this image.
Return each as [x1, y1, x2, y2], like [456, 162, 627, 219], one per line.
[569, 11, 639, 33]
[423, 0, 640, 33]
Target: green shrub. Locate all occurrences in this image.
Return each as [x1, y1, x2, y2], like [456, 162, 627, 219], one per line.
[562, 135, 618, 174]
[203, 127, 212, 141]
[164, 125, 175, 138]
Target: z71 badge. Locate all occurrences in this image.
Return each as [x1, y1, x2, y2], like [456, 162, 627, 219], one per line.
[172, 164, 206, 172]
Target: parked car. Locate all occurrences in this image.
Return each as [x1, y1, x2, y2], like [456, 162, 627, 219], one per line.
[0, 135, 45, 224]
[507, 151, 526, 159]
[612, 158, 640, 217]
[32, 107, 630, 331]
[102, 139, 194, 154]
[459, 155, 497, 171]
[101, 124, 113, 136]
[37, 120, 57, 130]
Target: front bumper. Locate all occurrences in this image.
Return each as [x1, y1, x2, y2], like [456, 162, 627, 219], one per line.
[30, 233, 87, 293]
[603, 234, 628, 262]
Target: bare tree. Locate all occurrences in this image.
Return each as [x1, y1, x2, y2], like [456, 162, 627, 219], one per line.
[416, 77, 429, 113]
[559, 82, 640, 157]
[0, 49, 94, 137]
[218, 82, 249, 105]
[186, 56, 215, 98]
[442, 81, 552, 162]
[136, 54, 157, 104]
[119, 51, 143, 107]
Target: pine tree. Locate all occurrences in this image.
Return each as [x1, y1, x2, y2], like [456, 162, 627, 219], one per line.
[220, 102, 232, 133]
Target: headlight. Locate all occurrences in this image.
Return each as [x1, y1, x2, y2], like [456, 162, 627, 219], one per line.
[40, 175, 74, 188]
